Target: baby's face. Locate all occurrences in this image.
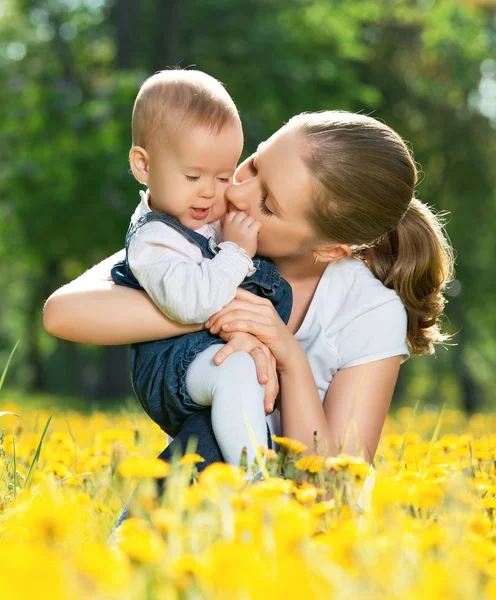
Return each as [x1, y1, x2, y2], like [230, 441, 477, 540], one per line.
[146, 123, 243, 230]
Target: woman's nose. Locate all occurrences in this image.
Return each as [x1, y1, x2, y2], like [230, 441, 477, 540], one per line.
[226, 181, 249, 211]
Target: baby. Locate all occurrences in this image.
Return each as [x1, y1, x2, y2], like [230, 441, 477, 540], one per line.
[111, 70, 292, 472]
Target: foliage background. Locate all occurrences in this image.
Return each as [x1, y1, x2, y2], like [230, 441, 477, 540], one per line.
[0, 0, 495, 412]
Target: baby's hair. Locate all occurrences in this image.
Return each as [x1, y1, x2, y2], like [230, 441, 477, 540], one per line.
[290, 111, 454, 357]
[132, 69, 241, 149]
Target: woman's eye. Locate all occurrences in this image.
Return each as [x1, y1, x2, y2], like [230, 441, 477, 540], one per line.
[248, 157, 258, 176]
[186, 175, 200, 181]
[259, 195, 273, 217]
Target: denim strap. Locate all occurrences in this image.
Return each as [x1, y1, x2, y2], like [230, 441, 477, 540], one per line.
[126, 212, 218, 258]
[125, 211, 282, 293]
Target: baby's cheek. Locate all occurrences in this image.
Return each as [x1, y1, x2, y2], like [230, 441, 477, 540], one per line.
[214, 198, 228, 221]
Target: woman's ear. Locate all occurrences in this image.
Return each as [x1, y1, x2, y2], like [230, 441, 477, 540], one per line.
[129, 146, 150, 184]
[313, 243, 352, 264]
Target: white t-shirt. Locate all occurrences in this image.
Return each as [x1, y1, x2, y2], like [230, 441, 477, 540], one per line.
[265, 256, 409, 437]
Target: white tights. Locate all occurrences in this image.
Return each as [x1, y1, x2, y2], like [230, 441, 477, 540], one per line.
[185, 344, 267, 470]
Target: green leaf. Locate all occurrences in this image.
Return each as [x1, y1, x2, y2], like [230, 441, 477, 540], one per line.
[24, 414, 54, 489]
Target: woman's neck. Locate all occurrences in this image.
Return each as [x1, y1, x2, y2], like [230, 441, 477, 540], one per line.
[273, 254, 328, 285]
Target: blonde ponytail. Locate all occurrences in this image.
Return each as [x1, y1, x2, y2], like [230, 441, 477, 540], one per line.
[360, 199, 454, 355]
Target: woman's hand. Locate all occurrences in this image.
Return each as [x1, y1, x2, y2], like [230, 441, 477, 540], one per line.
[214, 331, 279, 413]
[206, 288, 299, 372]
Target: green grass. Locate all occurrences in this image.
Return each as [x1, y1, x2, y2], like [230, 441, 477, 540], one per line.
[1, 387, 141, 415]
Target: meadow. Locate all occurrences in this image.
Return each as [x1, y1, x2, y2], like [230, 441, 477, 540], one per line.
[1, 398, 496, 599]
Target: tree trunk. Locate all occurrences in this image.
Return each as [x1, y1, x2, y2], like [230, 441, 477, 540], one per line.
[26, 261, 61, 392]
[111, 0, 140, 69]
[153, 0, 184, 70]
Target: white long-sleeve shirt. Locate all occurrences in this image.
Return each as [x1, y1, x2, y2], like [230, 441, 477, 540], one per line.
[127, 191, 256, 324]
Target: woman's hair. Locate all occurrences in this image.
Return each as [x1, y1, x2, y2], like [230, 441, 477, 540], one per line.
[290, 111, 454, 356]
[132, 69, 240, 149]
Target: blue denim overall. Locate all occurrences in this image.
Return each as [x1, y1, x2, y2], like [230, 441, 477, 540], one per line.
[111, 211, 293, 438]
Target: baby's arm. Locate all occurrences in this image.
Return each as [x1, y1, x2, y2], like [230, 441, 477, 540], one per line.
[43, 250, 202, 345]
[129, 214, 261, 324]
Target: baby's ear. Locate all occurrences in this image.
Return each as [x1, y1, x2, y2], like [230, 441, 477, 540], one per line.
[129, 146, 150, 184]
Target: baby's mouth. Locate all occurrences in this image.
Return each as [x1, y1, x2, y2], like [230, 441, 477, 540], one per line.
[190, 207, 210, 220]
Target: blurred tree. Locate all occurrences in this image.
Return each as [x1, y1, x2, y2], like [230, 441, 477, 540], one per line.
[0, 0, 494, 411]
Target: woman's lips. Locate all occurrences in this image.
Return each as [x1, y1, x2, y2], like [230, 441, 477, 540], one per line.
[190, 207, 210, 220]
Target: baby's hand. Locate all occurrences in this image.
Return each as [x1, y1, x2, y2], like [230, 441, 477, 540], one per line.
[223, 211, 262, 258]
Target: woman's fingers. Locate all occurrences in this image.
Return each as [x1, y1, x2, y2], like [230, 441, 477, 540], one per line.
[235, 288, 273, 305]
[208, 308, 270, 334]
[217, 319, 273, 338]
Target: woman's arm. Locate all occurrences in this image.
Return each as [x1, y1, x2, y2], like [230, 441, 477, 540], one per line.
[208, 288, 402, 463]
[279, 351, 401, 463]
[43, 251, 202, 345]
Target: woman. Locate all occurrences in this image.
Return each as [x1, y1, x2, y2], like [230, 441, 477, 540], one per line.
[44, 111, 453, 468]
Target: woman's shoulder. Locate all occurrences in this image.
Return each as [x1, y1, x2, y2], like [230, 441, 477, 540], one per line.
[318, 257, 406, 330]
[316, 258, 409, 367]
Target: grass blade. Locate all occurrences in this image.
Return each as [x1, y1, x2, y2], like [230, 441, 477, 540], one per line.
[0, 341, 20, 392]
[25, 414, 54, 489]
[12, 436, 17, 502]
[398, 399, 422, 463]
[422, 402, 446, 474]
[0, 412, 22, 419]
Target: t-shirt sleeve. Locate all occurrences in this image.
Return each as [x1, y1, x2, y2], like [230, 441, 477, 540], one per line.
[336, 299, 410, 370]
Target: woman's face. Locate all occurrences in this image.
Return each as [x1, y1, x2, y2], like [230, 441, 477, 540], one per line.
[226, 124, 316, 258]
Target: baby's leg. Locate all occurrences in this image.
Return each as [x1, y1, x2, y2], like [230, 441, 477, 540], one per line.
[185, 344, 267, 470]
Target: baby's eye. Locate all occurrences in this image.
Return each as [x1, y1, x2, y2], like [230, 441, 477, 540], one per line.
[217, 177, 230, 183]
[185, 175, 200, 181]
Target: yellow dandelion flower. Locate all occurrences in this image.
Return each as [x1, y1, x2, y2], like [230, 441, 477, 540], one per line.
[470, 514, 492, 538]
[150, 507, 180, 535]
[248, 477, 295, 498]
[295, 486, 318, 504]
[271, 435, 307, 455]
[324, 454, 365, 471]
[310, 499, 336, 517]
[481, 497, 496, 510]
[347, 461, 372, 480]
[171, 553, 203, 575]
[75, 542, 131, 592]
[74, 492, 92, 508]
[43, 462, 73, 480]
[409, 482, 444, 509]
[116, 519, 166, 563]
[201, 540, 269, 596]
[179, 453, 205, 466]
[295, 454, 323, 473]
[183, 485, 205, 510]
[269, 499, 315, 547]
[264, 449, 278, 462]
[198, 463, 245, 488]
[118, 455, 171, 478]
